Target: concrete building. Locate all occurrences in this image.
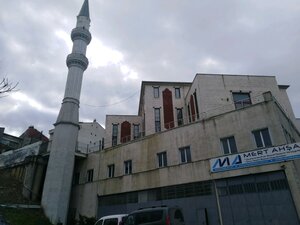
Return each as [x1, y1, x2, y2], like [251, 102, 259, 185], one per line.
[0, 126, 48, 154]
[2, 1, 298, 224]
[70, 74, 300, 225]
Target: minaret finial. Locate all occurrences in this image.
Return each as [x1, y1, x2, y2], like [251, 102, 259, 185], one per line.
[78, 0, 90, 18]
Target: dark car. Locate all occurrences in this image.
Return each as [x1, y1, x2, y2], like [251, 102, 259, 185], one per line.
[124, 206, 185, 225]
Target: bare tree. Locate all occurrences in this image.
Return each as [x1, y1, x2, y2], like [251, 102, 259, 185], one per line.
[0, 78, 19, 97]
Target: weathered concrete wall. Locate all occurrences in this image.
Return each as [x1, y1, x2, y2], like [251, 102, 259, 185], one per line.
[71, 74, 300, 219]
[23, 156, 46, 201]
[72, 99, 300, 217]
[70, 152, 100, 218]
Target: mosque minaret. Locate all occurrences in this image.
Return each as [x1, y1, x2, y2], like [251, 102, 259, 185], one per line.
[41, 1, 91, 224]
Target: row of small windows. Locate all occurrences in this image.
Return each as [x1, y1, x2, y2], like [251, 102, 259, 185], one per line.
[221, 128, 272, 154]
[154, 89, 252, 109]
[107, 146, 191, 178]
[153, 87, 181, 99]
[99, 180, 212, 206]
[100, 178, 288, 206]
[109, 127, 274, 180]
[218, 179, 288, 196]
[152, 91, 253, 134]
[152, 91, 252, 132]
[108, 127, 273, 178]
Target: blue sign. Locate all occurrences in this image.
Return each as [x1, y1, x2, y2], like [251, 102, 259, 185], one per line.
[210, 143, 300, 173]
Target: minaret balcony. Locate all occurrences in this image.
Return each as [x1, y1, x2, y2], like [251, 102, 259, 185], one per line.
[66, 53, 89, 71]
[71, 27, 92, 44]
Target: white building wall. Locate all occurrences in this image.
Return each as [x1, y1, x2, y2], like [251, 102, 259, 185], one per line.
[77, 120, 105, 153]
[47, 120, 105, 154]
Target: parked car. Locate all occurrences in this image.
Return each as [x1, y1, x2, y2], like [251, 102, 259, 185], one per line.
[124, 206, 185, 225]
[94, 214, 128, 225]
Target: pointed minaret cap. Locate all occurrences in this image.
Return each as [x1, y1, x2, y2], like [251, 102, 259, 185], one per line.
[78, 0, 90, 18]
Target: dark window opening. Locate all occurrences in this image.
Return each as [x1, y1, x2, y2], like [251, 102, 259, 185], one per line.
[221, 136, 238, 154]
[154, 108, 161, 132]
[87, 169, 94, 183]
[253, 128, 272, 148]
[233, 92, 252, 109]
[157, 151, 168, 167]
[179, 146, 191, 163]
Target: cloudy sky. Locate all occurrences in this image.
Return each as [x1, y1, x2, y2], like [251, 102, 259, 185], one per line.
[0, 0, 300, 137]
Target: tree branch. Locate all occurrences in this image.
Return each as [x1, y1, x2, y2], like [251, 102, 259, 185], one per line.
[0, 78, 19, 96]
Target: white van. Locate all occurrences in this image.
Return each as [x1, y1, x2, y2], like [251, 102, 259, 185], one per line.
[94, 214, 128, 225]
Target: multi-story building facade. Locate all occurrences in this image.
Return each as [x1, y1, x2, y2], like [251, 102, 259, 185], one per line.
[70, 73, 300, 225]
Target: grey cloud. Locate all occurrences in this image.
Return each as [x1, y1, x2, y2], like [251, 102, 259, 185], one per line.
[1, 0, 300, 136]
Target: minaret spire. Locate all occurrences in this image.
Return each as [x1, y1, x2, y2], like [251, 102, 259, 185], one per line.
[78, 0, 90, 18]
[41, 1, 91, 224]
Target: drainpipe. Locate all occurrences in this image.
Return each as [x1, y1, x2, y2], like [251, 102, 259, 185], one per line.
[213, 180, 224, 225]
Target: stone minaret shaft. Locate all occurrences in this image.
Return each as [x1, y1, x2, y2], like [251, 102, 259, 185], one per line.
[41, 1, 91, 224]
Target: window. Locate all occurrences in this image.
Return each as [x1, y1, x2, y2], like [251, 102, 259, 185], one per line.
[108, 164, 115, 178]
[153, 87, 159, 98]
[220, 136, 237, 154]
[73, 172, 80, 185]
[252, 128, 272, 148]
[112, 124, 118, 146]
[101, 137, 104, 150]
[124, 160, 132, 175]
[103, 218, 118, 225]
[86, 169, 94, 182]
[187, 105, 191, 123]
[154, 108, 161, 132]
[232, 92, 252, 109]
[193, 92, 200, 119]
[157, 152, 167, 168]
[177, 108, 183, 126]
[133, 124, 140, 139]
[175, 88, 181, 98]
[179, 146, 191, 163]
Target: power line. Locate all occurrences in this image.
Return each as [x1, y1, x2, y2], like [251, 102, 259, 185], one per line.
[82, 91, 139, 108]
